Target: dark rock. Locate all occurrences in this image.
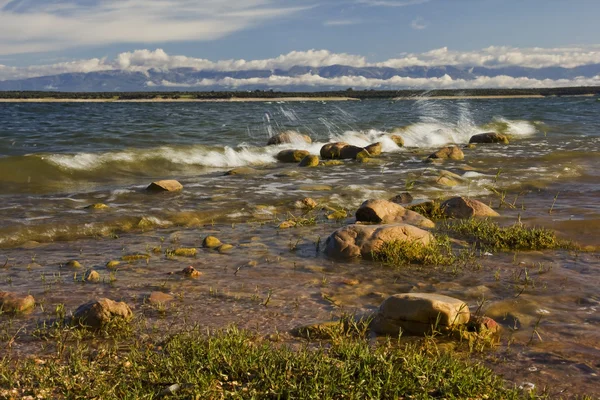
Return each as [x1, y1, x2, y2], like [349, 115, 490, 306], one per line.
[469, 132, 509, 144]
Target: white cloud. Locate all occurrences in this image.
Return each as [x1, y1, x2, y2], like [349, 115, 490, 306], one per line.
[410, 16, 427, 30]
[0, 0, 308, 55]
[323, 19, 361, 26]
[152, 73, 600, 89]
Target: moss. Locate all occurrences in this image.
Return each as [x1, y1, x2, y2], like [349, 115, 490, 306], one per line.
[121, 254, 150, 263]
[172, 247, 197, 257]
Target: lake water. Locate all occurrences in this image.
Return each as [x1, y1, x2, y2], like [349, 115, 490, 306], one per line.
[0, 97, 599, 396]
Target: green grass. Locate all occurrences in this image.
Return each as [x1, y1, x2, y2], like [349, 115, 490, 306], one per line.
[372, 235, 458, 266]
[0, 324, 521, 399]
[442, 218, 576, 251]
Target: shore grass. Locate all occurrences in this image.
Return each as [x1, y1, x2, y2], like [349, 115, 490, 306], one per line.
[372, 235, 458, 266]
[0, 323, 522, 399]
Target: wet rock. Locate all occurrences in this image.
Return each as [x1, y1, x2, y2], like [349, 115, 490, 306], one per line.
[325, 223, 433, 259]
[0, 292, 35, 313]
[295, 197, 317, 209]
[66, 260, 82, 268]
[371, 293, 470, 335]
[106, 260, 120, 269]
[181, 266, 202, 278]
[322, 160, 344, 166]
[146, 180, 183, 192]
[364, 142, 382, 156]
[217, 244, 234, 253]
[469, 132, 509, 144]
[298, 155, 319, 167]
[267, 131, 312, 145]
[279, 220, 296, 229]
[84, 269, 101, 282]
[122, 254, 150, 263]
[342, 278, 360, 286]
[391, 135, 405, 147]
[276, 149, 310, 163]
[355, 199, 435, 228]
[427, 146, 464, 161]
[85, 203, 109, 210]
[327, 210, 347, 220]
[436, 175, 459, 187]
[339, 145, 364, 159]
[441, 197, 499, 218]
[73, 298, 133, 329]
[465, 143, 476, 149]
[355, 150, 370, 162]
[468, 315, 501, 336]
[202, 236, 222, 249]
[320, 142, 349, 159]
[389, 192, 413, 205]
[148, 291, 174, 305]
[173, 248, 197, 257]
[225, 167, 257, 176]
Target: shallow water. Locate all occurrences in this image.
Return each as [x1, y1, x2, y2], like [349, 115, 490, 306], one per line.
[0, 97, 599, 396]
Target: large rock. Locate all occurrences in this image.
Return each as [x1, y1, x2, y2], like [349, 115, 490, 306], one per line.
[146, 180, 183, 192]
[364, 142, 382, 156]
[276, 149, 310, 163]
[356, 199, 435, 228]
[371, 293, 471, 335]
[299, 155, 319, 167]
[441, 197, 499, 218]
[267, 131, 312, 146]
[325, 224, 433, 259]
[0, 292, 35, 313]
[73, 298, 133, 329]
[469, 132, 509, 144]
[320, 142, 349, 159]
[427, 146, 464, 161]
[339, 145, 364, 159]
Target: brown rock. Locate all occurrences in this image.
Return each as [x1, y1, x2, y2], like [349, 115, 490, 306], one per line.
[364, 142, 382, 156]
[202, 236, 222, 248]
[324, 223, 433, 259]
[389, 192, 413, 205]
[85, 203, 109, 210]
[339, 145, 364, 159]
[267, 131, 312, 146]
[469, 132, 509, 144]
[320, 142, 349, 159]
[390, 135, 404, 147]
[276, 149, 310, 163]
[225, 167, 257, 176]
[146, 180, 183, 192]
[441, 197, 499, 218]
[298, 154, 319, 167]
[371, 293, 470, 335]
[73, 298, 133, 329]
[181, 266, 202, 278]
[148, 291, 175, 305]
[84, 269, 101, 282]
[0, 292, 35, 313]
[428, 146, 464, 161]
[355, 199, 435, 228]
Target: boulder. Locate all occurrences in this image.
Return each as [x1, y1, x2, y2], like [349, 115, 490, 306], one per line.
[0, 292, 35, 313]
[73, 298, 133, 329]
[427, 146, 464, 161]
[356, 199, 435, 228]
[202, 236, 222, 248]
[364, 142, 382, 156]
[325, 223, 433, 259]
[441, 197, 499, 218]
[267, 131, 312, 146]
[339, 145, 364, 159]
[469, 132, 509, 144]
[391, 135, 404, 147]
[298, 155, 319, 167]
[389, 192, 413, 205]
[146, 180, 183, 192]
[320, 142, 349, 159]
[371, 293, 470, 335]
[276, 149, 310, 163]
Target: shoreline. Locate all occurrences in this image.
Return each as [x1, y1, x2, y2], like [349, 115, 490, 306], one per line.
[0, 94, 596, 102]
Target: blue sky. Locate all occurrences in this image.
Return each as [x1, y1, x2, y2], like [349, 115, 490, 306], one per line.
[1, 0, 599, 65]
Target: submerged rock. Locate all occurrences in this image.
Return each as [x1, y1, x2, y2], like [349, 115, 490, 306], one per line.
[441, 197, 499, 218]
[371, 293, 470, 335]
[148, 291, 174, 305]
[217, 244, 234, 253]
[276, 149, 310, 163]
[267, 131, 312, 145]
[389, 192, 413, 205]
[225, 167, 257, 176]
[325, 223, 433, 259]
[106, 260, 121, 269]
[0, 292, 35, 313]
[66, 260, 82, 268]
[355, 199, 435, 228]
[73, 298, 133, 329]
[299, 155, 319, 167]
[427, 146, 464, 161]
[294, 197, 318, 209]
[181, 266, 202, 278]
[85, 203, 109, 210]
[469, 132, 509, 144]
[202, 236, 222, 249]
[84, 269, 101, 282]
[173, 248, 197, 257]
[146, 180, 183, 192]
[364, 142, 382, 156]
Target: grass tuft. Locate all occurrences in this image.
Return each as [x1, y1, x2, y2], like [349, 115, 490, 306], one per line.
[372, 235, 457, 266]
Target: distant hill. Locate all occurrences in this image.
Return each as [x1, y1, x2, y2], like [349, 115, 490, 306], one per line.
[1, 63, 600, 92]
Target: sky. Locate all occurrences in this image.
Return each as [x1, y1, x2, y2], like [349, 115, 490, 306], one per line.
[1, 0, 600, 88]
